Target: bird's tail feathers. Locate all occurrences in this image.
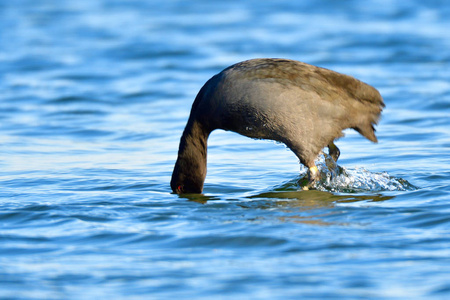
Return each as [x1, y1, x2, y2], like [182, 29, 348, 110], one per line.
[355, 122, 378, 143]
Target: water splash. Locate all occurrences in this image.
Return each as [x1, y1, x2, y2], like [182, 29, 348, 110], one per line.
[299, 153, 418, 193]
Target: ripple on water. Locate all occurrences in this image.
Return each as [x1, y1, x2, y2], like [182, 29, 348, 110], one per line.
[167, 235, 288, 249]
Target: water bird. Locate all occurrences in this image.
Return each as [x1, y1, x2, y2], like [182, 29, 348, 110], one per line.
[171, 58, 384, 194]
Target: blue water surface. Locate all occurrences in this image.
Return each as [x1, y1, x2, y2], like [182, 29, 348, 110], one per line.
[1, 0, 450, 299]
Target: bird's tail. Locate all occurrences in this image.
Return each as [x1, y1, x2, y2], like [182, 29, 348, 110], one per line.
[355, 122, 378, 143]
[353, 81, 384, 143]
[354, 100, 384, 143]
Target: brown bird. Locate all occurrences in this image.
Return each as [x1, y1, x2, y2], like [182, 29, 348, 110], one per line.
[171, 58, 384, 194]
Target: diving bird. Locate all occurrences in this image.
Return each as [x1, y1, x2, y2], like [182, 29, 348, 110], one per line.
[171, 58, 384, 194]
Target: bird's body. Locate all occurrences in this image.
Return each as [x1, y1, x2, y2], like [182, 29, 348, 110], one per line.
[171, 58, 384, 194]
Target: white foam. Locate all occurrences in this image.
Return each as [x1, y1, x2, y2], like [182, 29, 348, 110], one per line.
[309, 153, 417, 193]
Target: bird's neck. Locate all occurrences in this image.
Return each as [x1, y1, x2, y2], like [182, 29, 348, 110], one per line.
[179, 120, 209, 163]
[171, 120, 210, 193]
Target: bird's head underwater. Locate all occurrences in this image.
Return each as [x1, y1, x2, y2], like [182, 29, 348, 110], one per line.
[170, 160, 204, 194]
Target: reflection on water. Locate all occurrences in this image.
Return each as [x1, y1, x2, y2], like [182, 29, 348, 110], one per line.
[250, 189, 394, 204]
[247, 190, 394, 225]
[183, 194, 221, 204]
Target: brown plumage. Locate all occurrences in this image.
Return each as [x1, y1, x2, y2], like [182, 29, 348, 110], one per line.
[171, 58, 384, 194]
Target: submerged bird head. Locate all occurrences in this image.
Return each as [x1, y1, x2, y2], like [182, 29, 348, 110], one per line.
[170, 157, 205, 194]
